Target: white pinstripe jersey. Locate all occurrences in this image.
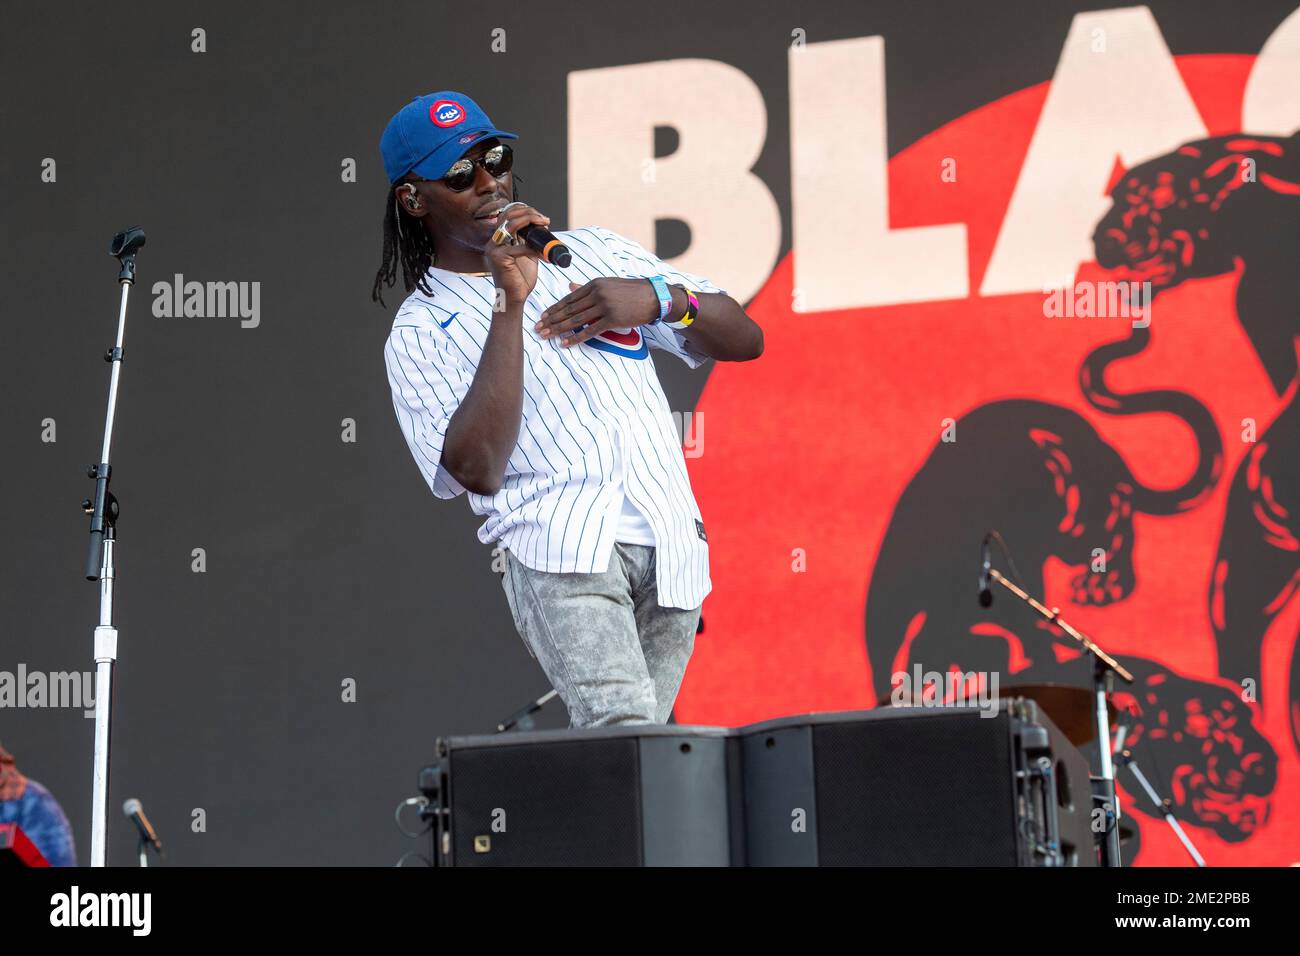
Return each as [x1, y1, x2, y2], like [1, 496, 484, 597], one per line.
[383, 226, 720, 610]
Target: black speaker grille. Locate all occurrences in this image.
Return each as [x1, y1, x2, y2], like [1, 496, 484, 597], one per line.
[448, 738, 641, 866]
[813, 711, 1019, 865]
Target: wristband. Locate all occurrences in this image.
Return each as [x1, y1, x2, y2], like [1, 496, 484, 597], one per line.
[665, 285, 699, 330]
[646, 275, 673, 324]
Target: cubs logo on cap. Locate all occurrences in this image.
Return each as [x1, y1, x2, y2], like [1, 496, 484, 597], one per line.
[430, 99, 466, 127]
[379, 90, 519, 184]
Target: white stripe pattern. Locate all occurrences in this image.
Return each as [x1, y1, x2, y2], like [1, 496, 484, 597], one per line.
[383, 226, 719, 609]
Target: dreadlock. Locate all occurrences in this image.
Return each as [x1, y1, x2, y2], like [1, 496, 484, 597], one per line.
[371, 176, 522, 307]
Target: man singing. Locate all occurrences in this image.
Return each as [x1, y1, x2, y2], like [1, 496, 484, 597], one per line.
[374, 91, 762, 727]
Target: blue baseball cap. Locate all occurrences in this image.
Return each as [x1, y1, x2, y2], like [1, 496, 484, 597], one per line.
[380, 91, 518, 184]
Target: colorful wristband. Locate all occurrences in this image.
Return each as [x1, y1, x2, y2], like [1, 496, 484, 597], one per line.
[665, 286, 699, 330]
[647, 275, 672, 324]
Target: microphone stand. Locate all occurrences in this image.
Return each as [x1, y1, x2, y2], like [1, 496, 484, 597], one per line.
[83, 227, 146, 867]
[986, 566, 1134, 867]
[496, 689, 558, 732]
[1114, 739, 1207, 866]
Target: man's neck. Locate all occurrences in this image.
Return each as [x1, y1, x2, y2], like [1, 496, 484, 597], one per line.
[432, 241, 491, 275]
[436, 258, 491, 275]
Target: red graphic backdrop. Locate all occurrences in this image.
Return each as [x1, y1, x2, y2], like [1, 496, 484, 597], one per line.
[678, 55, 1299, 866]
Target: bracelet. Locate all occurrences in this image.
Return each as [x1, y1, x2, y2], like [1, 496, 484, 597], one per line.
[665, 285, 699, 330]
[646, 275, 673, 324]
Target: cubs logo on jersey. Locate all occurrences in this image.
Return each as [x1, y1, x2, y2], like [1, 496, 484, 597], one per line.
[583, 327, 648, 360]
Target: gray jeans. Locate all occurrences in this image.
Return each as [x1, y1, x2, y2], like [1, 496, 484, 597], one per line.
[499, 543, 700, 727]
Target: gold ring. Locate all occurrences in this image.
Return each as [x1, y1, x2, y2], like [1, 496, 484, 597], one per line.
[491, 223, 516, 246]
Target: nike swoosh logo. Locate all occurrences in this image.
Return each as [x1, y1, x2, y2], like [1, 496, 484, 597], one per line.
[439, 312, 458, 329]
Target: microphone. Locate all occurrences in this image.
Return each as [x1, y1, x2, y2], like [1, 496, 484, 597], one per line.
[122, 798, 163, 854]
[517, 223, 572, 268]
[978, 533, 993, 607]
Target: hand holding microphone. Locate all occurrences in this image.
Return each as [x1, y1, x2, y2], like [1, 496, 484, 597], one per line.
[494, 202, 571, 267]
[484, 203, 554, 306]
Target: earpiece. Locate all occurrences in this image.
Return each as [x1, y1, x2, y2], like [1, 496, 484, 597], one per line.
[404, 185, 419, 211]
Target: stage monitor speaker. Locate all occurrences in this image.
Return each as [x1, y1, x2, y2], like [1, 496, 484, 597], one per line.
[739, 699, 1096, 866]
[423, 698, 1094, 866]
[426, 725, 739, 866]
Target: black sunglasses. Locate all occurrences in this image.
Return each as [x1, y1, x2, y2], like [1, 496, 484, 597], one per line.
[430, 143, 514, 192]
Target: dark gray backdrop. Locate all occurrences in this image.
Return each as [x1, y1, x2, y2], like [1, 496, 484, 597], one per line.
[1, 0, 1285, 865]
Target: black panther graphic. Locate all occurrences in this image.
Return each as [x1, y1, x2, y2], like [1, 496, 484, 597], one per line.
[864, 398, 1215, 700]
[1092, 132, 1300, 751]
[861, 133, 1300, 842]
